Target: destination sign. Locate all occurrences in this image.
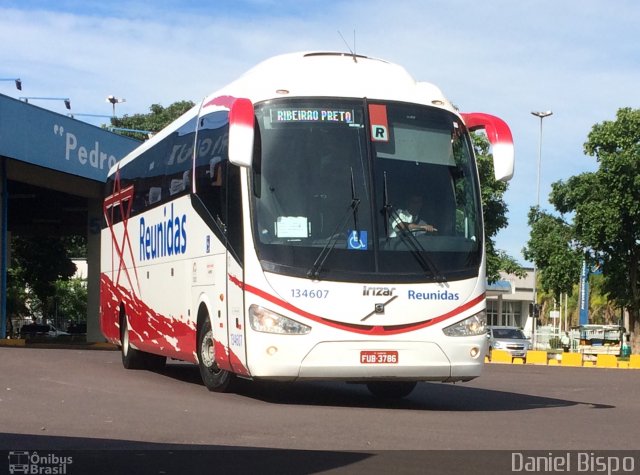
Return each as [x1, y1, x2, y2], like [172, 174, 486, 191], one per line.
[271, 108, 355, 124]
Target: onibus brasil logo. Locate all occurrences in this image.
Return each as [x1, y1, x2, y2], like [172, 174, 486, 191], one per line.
[8, 451, 73, 474]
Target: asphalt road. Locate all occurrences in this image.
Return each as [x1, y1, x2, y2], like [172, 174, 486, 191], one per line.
[1, 347, 638, 474]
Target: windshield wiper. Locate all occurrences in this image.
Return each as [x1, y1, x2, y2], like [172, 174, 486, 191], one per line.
[308, 169, 361, 280]
[382, 172, 445, 282]
[350, 167, 360, 241]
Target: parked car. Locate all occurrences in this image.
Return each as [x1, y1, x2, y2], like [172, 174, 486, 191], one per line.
[66, 322, 87, 334]
[487, 326, 531, 360]
[19, 323, 69, 339]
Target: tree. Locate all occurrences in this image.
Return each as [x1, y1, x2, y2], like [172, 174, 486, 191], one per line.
[110, 100, 195, 139]
[523, 207, 582, 300]
[10, 235, 77, 321]
[6, 267, 29, 336]
[472, 133, 525, 283]
[54, 278, 88, 324]
[547, 107, 640, 352]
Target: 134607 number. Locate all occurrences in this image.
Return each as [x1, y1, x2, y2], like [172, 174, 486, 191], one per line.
[290, 289, 329, 299]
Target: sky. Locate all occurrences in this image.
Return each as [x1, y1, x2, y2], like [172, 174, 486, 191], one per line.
[1, 0, 639, 265]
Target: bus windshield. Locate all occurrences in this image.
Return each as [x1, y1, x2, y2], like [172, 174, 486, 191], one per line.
[251, 98, 482, 283]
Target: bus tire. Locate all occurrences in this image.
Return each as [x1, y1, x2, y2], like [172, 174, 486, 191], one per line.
[120, 310, 146, 370]
[366, 381, 417, 399]
[197, 317, 235, 392]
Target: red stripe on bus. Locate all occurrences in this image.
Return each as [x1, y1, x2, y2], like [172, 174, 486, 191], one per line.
[228, 274, 485, 336]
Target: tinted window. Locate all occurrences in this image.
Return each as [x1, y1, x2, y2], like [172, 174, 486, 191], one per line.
[105, 117, 198, 225]
[250, 98, 482, 283]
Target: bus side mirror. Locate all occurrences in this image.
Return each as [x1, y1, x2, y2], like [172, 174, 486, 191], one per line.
[228, 98, 255, 168]
[461, 112, 514, 182]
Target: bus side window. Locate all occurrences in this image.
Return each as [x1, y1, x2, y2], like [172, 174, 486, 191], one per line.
[163, 117, 198, 199]
[194, 111, 229, 230]
[119, 140, 169, 215]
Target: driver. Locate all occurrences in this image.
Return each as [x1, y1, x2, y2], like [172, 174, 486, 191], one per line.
[390, 193, 437, 237]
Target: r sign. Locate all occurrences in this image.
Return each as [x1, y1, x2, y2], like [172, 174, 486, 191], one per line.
[369, 104, 389, 142]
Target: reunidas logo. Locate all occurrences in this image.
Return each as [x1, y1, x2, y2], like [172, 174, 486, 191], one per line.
[408, 289, 460, 301]
[139, 203, 187, 261]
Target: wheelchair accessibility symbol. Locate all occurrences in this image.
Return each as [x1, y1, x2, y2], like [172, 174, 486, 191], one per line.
[348, 230, 367, 250]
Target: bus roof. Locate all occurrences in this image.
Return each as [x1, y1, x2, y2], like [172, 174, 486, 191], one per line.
[213, 51, 452, 108]
[111, 51, 455, 174]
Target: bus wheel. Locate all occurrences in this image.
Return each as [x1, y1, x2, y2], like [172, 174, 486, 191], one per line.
[120, 313, 146, 370]
[197, 318, 235, 392]
[366, 381, 417, 399]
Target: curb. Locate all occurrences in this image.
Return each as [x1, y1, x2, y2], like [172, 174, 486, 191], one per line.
[0, 339, 118, 351]
[486, 349, 639, 369]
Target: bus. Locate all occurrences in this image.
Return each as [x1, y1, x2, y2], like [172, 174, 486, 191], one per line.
[100, 51, 514, 398]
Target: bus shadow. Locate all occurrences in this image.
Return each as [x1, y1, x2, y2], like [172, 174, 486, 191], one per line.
[158, 363, 613, 412]
[0, 433, 372, 474]
[233, 379, 614, 412]
[159, 361, 203, 386]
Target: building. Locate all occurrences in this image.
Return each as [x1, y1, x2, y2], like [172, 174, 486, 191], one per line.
[486, 268, 535, 335]
[0, 93, 140, 341]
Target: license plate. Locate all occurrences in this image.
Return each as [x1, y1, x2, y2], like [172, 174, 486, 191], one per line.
[360, 350, 398, 364]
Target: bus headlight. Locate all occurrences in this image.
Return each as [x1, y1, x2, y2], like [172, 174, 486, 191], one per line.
[249, 304, 311, 335]
[442, 310, 486, 337]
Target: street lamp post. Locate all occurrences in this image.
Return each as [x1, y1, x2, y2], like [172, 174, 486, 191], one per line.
[106, 95, 126, 117]
[530, 110, 553, 347]
[532, 111, 553, 207]
[19, 96, 71, 110]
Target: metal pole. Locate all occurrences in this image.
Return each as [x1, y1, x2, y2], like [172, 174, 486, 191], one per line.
[564, 292, 568, 332]
[530, 111, 552, 348]
[106, 96, 125, 118]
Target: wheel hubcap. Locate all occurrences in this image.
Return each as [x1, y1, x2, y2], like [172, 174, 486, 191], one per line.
[201, 330, 215, 369]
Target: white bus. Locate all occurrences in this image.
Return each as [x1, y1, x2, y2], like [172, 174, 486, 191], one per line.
[101, 52, 514, 398]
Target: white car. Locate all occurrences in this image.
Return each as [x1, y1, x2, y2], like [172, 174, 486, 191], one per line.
[487, 326, 531, 360]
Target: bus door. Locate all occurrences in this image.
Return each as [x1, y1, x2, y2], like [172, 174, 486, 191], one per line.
[194, 107, 248, 375]
[223, 159, 247, 375]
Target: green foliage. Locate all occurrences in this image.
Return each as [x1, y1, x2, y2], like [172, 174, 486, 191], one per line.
[529, 107, 640, 350]
[552, 108, 640, 320]
[11, 236, 77, 316]
[523, 207, 582, 299]
[62, 235, 87, 258]
[110, 100, 196, 139]
[474, 134, 509, 238]
[54, 278, 88, 323]
[6, 267, 29, 319]
[9, 235, 80, 321]
[472, 133, 524, 283]
[548, 336, 561, 350]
